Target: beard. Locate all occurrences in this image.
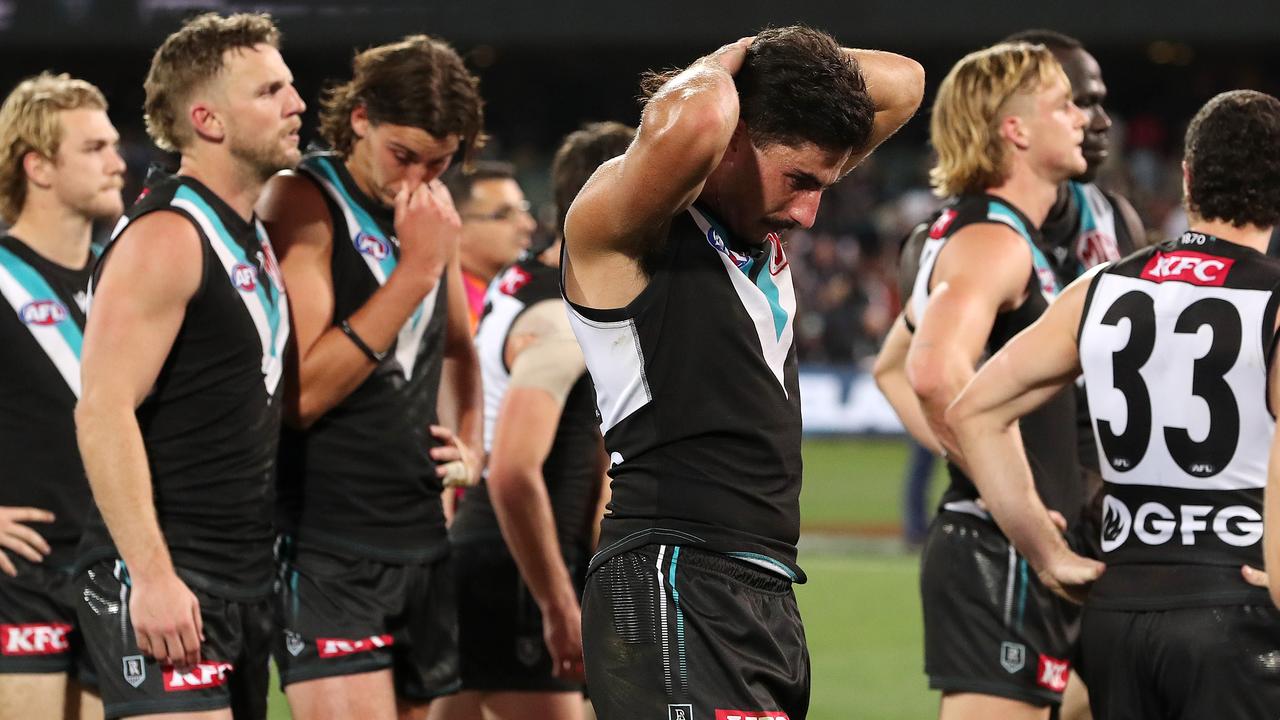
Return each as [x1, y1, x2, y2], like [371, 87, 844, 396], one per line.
[228, 125, 300, 182]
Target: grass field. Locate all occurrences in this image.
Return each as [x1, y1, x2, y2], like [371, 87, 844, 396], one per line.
[266, 437, 944, 719]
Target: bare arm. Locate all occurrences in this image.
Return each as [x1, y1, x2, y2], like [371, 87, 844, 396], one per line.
[430, 253, 484, 490]
[946, 271, 1105, 602]
[75, 211, 204, 667]
[259, 173, 459, 428]
[1264, 324, 1280, 608]
[487, 300, 592, 680]
[905, 225, 1034, 462]
[841, 49, 926, 175]
[873, 312, 943, 454]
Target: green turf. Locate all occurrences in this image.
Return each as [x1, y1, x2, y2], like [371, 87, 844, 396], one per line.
[264, 438, 942, 719]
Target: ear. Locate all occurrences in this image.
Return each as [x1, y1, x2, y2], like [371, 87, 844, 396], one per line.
[999, 113, 1032, 152]
[351, 104, 370, 139]
[21, 150, 56, 189]
[722, 120, 750, 165]
[189, 100, 225, 143]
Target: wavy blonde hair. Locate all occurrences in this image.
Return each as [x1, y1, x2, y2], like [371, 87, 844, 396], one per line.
[0, 72, 107, 223]
[929, 42, 1068, 197]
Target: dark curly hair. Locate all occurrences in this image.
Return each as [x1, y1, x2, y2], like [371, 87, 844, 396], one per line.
[551, 121, 635, 237]
[1184, 90, 1280, 228]
[643, 26, 875, 152]
[319, 35, 484, 163]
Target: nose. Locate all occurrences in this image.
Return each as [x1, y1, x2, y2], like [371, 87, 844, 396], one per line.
[107, 146, 126, 175]
[518, 208, 537, 234]
[1091, 104, 1112, 133]
[404, 164, 429, 187]
[1072, 102, 1088, 130]
[789, 191, 822, 230]
[285, 84, 306, 116]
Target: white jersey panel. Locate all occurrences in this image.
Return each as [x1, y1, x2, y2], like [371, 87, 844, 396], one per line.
[565, 307, 650, 437]
[475, 288, 525, 454]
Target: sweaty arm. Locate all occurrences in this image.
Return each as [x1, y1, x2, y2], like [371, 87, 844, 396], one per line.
[946, 270, 1107, 603]
[259, 172, 458, 428]
[563, 38, 750, 309]
[488, 300, 595, 680]
[873, 311, 943, 454]
[904, 224, 1034, 464]
[840, 49, 926, 175]
[75, 211, 205, 667]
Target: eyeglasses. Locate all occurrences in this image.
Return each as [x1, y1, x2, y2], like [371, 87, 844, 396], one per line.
[461, 200, 532, 222]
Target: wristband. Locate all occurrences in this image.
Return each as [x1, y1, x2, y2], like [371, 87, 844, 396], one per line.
[340, 320, 386, 363]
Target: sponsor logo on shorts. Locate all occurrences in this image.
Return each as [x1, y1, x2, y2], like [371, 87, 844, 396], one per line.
[122, 654, 146, 687]
[1, 622, 72, 655]
[284, 630, 305, 657]
[668, 704, 693, 720]
[163, 661, 234, 691]
[1000, 641, 1026, 673]
[1100, 494, 1262, 552]
[19, 299, 68, 326]
[231, 263, 258, 292]
[1140, 250, 1234, 286]
[715, 711, 790, 720]
[316, 633, 394, 658]
[355, 231, 389, 260]
[1036, 654, 1070, 693]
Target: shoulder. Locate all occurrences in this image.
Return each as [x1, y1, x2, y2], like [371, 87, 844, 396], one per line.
[258, 171, 330, 229]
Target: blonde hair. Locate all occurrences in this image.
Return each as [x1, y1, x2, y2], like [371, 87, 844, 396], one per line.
[143, 12, 279, 153]
[0, 72, 108, 223]
[929, 42, 1068, 197]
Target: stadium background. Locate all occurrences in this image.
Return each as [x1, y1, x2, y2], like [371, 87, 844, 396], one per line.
[2, 1, 1278, 717]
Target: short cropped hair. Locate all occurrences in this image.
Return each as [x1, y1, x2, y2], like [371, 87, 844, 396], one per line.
[1184, 90, 1280, 228]
[551, 122, 635, 238]
[144, 12, 280, 153]
[443, 160, 515, 211]
[929, 42, 1069, 197]
[643, 26, 876, 153]
[0, 72, 108, 222]
[319, 35, 485, 164]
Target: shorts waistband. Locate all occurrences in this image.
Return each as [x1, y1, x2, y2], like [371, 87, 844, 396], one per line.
[625, 544, 793, 592]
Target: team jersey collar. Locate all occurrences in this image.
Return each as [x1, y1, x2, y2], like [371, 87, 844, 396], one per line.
[307, 151, 394, 225]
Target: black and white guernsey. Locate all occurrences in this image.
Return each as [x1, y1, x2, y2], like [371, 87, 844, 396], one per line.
[563, 204, 804, 582]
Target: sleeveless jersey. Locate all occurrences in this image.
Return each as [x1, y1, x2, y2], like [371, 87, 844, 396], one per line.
[450, 258, 601, 557]
[1078, 231, 1280, 609]
[0, 236, 96, 568]
[77, 172, 289, 599]
[564, 204, 805, 582]
[910, 194, 1082, 523]
[276, 152, 450, 562]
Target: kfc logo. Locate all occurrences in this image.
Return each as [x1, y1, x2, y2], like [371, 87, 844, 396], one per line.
[498, 266, 532, 296]
[1140, 251, 1234, 286]
[1077, 229, 1120, 268]
[715, 712, 790, 720]
[1036, 654, 1070, 693]
[1, 623, 71, 656]
[163, 661, 234, 691]
[928, 209, 958, 240]
[317, 634, 394, 658]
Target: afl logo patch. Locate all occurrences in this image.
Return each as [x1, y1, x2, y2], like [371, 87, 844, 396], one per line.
[355, 231, 389, 260]
[19, 300, 68, 326]
[231, 263, 258, 292]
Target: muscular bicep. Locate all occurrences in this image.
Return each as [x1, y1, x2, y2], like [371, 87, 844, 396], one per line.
[81, 213, 202, 408]
[504, 300, 586, 407]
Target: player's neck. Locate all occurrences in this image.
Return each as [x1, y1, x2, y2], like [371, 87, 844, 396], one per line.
[176, 148, 265, 222]
[987, 167, 1059, 228]
[1187, 215, 1273, 254]
[5, 199, 94, 270]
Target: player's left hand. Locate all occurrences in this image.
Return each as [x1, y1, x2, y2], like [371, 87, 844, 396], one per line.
[429, 425, 481, 488]
[1242, 564, 1269, 588]
[542, 600, 585, 683]
[1037, 549, 1105, 605]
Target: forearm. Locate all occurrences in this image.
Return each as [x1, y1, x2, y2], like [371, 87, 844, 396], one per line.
[876, 364, 943, 455]
[910, 353, 973, 459]
[845, 49, 926, 117]
[76, 401, 172, 581]
[490, 469, 577, 613]
[295, 270, 438, 426]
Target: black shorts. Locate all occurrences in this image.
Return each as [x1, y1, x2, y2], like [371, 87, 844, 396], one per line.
[1081, 603, 1280, 719]
[921, 511, 1080, 707]
[454, 540, 585, 694]
[0, 557, 95, 684]
[582, 545, 808, 720]
[76, 558, 271, 720]
[273, 542, 460, 701]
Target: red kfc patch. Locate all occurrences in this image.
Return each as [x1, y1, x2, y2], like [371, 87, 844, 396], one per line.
[1036, 654, 1070, 693]
[1, 623, 72, 656]
[715, 711, 790, 720]
[316, 634, 394, 658]
[928, 208, 958, 239]
[497, 265, 532, 295]
[1140, 250, 1234, 286]
[163, 661, 234, 691]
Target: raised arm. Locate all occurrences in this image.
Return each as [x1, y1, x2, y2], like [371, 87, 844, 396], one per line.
[905, 225, 1034, 461]
[841, 49, 926, 175]
[75, 211, 204, 668]
[260, 173, 459, 428]
[486, 299, 597, 681]
[946, 271, 1105, 602]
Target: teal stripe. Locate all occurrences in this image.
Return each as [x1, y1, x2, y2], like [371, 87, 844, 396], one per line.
[726, 551, 799, 581]
[754, 262, 789, 340]
[0, 245, 83, 357]
[173, 186, 282, 353]
[1068, 182, 1094, 279]
[1015, 558, 1029, 631]
[669, 547, 687, 688]
[307, 156, 398, 280]
[988, 200, 1060, 295]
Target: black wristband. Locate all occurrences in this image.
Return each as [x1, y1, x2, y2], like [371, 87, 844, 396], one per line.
[340, 320, 386, 363]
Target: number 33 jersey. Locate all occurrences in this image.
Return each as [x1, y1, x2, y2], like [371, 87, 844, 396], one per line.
[1078, 230, 1280, 609]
